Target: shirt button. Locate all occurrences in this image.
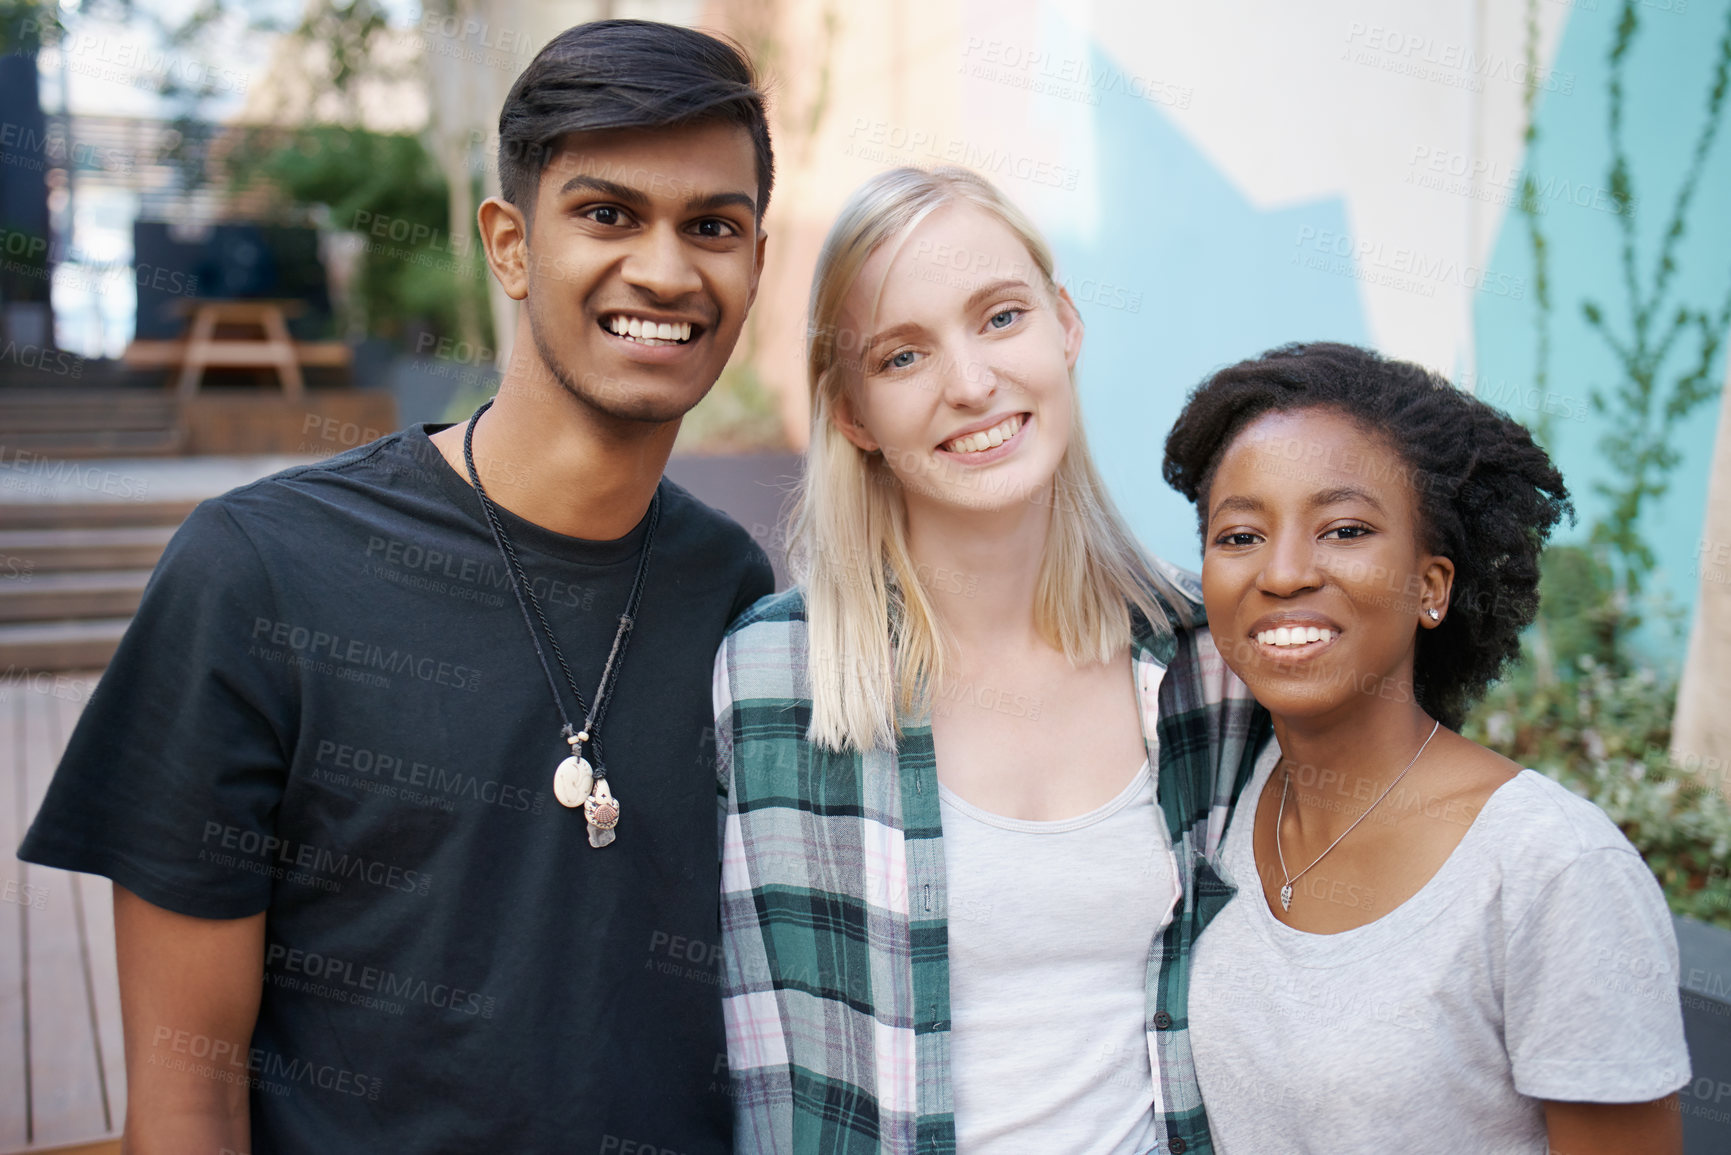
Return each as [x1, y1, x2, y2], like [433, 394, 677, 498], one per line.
[1153, 1010, 1173, 1030]
[1169, 1139, 1187, 1154]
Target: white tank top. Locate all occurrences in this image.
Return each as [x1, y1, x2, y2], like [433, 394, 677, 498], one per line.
[940, 761, 1180, 1153]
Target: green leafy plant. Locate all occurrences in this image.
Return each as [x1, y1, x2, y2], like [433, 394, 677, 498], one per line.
[1467, 543, 1731, 926]
[223, 125, 491, 350]
[1466, 650, 1731, 929]
[0, 0, 64, 55]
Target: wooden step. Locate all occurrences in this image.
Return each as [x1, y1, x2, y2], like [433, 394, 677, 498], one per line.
[0, 619, 128, 671]
[0, 390, 180, 433]
[0, 502, 199, 531]
[0, 527, 174, 573]
[0, 430, 184, 459]
[3, 409, 180, 432]
[0, 571, 151, 623]
[0, 387, 175, 404]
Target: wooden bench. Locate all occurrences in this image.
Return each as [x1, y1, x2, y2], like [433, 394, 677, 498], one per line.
[122, 299, 351, 400]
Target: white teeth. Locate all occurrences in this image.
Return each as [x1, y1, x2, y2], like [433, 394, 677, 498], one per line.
[606, 317, 695, 345]
[1257, 626, 1336, 648]
[943, 414, 1024, 454]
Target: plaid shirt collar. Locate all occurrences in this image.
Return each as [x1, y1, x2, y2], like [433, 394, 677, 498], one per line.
[719, 587, 1270, 1154]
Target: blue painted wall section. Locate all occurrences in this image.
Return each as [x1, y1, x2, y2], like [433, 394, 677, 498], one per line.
[1048, 42, 1370, 573]
[1475, 1, 1731, 629]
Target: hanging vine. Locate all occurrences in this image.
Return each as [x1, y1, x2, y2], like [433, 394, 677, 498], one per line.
[1518, 0, 1556, 449]
[1583, 0, 1731, 594]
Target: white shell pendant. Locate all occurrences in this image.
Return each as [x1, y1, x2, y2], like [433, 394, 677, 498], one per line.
[585, 778, 620, 848]
[553, 756, 594, 809]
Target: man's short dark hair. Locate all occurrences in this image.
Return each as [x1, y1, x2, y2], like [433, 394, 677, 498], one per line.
[498, 19, 774, 219]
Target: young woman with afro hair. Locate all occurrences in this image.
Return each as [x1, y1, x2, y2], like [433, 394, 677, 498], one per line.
[1166, 342, 1691, 1154]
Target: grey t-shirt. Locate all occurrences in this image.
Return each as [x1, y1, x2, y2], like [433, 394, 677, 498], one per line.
[941, 762, 1177, 1153]
[1190, 747, 1690, 1154]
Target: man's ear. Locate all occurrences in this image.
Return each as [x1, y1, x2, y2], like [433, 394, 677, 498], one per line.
[478, 196, 530, 302]
[746, 228, 768, 311]
[1054, 284, 1085, 371]
[830, 390, 880, 453]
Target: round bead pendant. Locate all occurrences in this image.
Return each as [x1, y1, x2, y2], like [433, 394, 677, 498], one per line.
[553, 755, 594, 809]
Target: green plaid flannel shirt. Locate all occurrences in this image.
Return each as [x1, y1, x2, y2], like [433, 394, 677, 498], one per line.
[716, 580, 1271, 1154]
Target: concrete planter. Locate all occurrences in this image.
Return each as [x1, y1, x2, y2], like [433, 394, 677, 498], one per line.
[1677, 914, 1731, 1152]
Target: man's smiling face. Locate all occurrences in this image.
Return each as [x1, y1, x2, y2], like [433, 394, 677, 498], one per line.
[516, 120, 765, 425]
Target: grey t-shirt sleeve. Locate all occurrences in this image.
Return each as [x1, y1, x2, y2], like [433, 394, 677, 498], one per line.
[1504, 845, 1692, 1103]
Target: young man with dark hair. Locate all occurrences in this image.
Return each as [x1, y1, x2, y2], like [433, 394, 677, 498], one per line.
[19, 20, 774, 1153]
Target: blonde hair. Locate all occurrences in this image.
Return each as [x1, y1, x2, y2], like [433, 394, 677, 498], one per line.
[794, 165, 1192, 752]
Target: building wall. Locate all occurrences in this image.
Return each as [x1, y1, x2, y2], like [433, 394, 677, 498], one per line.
[715, 0, 1728, 625]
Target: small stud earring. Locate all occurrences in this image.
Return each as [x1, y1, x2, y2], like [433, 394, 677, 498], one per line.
[1427, 608, 1441, 622]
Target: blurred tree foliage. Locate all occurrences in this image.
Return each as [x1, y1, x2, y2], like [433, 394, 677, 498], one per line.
[0, 0, 65, 55]
[206, 0, 488, 351]
[223, 125, 491, 350]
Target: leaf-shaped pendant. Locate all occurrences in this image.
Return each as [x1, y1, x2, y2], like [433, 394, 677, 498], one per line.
[1280, 883, 1293, 911]
[553, 756, 593, 809]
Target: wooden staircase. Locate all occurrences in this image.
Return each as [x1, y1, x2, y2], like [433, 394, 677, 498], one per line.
[0, 502, 193, 673]
[0, 484, 152, 1153]
[0, 391, 183, 459]
[0, 382, 378, 1153]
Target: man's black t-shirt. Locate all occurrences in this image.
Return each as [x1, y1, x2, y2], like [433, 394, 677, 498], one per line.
[19, 424, 773, 1153]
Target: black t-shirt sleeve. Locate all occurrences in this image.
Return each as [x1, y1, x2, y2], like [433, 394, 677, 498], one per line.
[729, 540, 776, 621]
[18, 498, 294, 918]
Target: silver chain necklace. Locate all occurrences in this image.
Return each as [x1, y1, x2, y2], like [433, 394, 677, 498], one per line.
[1275, 719, 1441, 911]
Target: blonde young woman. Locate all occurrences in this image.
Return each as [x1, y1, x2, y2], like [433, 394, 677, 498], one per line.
[715, 165, 1269, 1153]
